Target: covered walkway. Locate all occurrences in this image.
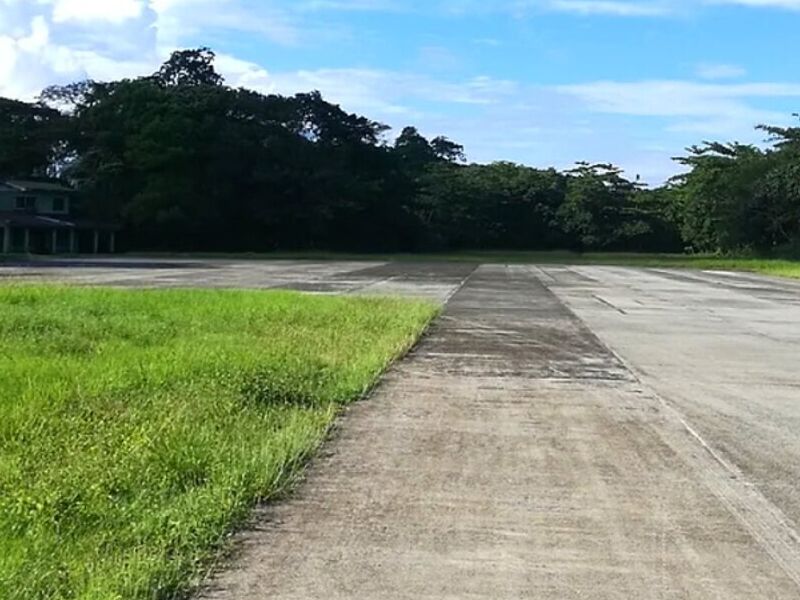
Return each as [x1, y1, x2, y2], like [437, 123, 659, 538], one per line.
[0, 213, 118, 254]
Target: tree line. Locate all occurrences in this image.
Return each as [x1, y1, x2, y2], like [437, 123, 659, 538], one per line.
[2, 48, 799, 255]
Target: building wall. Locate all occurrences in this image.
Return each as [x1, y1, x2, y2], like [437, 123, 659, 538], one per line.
[0, 192, 14, 212]
[0, 191, 71, 214]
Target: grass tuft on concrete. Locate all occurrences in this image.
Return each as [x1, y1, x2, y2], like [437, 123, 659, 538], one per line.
[0, 286, 436, 600]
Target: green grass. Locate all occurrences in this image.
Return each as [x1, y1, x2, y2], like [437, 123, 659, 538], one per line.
[0, 286, 437, 600]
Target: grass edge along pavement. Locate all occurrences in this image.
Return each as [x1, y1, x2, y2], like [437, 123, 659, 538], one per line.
[0, 285, 438, 600]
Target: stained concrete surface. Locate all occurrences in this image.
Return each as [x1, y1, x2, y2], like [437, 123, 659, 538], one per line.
[3, 259, 800, 597]
[0, 258, 473, 302]
[542, 265, 800, 564]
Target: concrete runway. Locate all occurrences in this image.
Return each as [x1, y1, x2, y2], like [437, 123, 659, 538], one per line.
[3, 259, 800, 598]
[0, 258, 471, 302]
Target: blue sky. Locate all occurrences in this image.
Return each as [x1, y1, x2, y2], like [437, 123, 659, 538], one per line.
[1, 1, 800, 182]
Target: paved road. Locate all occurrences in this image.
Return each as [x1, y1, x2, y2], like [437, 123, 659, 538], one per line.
[0, 258, 471, 302]
[3, 259, 800, 597]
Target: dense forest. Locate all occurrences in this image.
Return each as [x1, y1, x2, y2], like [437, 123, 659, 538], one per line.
[2, 48, 799, 255]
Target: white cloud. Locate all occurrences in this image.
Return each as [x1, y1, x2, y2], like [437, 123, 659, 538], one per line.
[0, 12, 156, 99]
[149, 0, 300, 50]
[555, 80, 800, 118]
[546, 1, 669, 16]
[16, 15, 49, 53]
[0, 36, 18, 88]
[296, 0, 404, 10]
[554, 78, 799, 161]
[217, 55, 520, 117]
[51, 0, 145, 23]
[0, 0, 301, 99]
[695, 63, 747, 80]
[710, 0, 800, 9]
[508, 0, 800, 17]
[427, 0, 800, 15]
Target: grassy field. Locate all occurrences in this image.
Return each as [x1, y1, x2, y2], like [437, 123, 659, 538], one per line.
[0, 286, 436, 600]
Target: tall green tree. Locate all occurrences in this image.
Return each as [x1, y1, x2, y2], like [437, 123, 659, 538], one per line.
[11, 45, 797, 256]
[0, 98, 66, 177]
[558, 163, 650, 250]
[674, 143, 771, 252]
[753, 119, 800, 252]
[153, 48, 224, 88]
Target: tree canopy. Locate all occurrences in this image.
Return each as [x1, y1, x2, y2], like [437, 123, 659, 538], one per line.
[1, 48, 798, 255]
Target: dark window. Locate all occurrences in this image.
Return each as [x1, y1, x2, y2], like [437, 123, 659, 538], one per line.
[15, 196, 36, 211]
[52, 197, 66, 212]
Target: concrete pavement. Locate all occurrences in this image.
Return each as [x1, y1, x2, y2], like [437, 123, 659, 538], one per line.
[3, 258, 800, 597]
[198, 264, 800, 599]
[0, 258, 472, 303]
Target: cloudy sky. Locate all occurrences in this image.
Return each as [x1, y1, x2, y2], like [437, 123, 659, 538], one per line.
[1, 0, 799, 182]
